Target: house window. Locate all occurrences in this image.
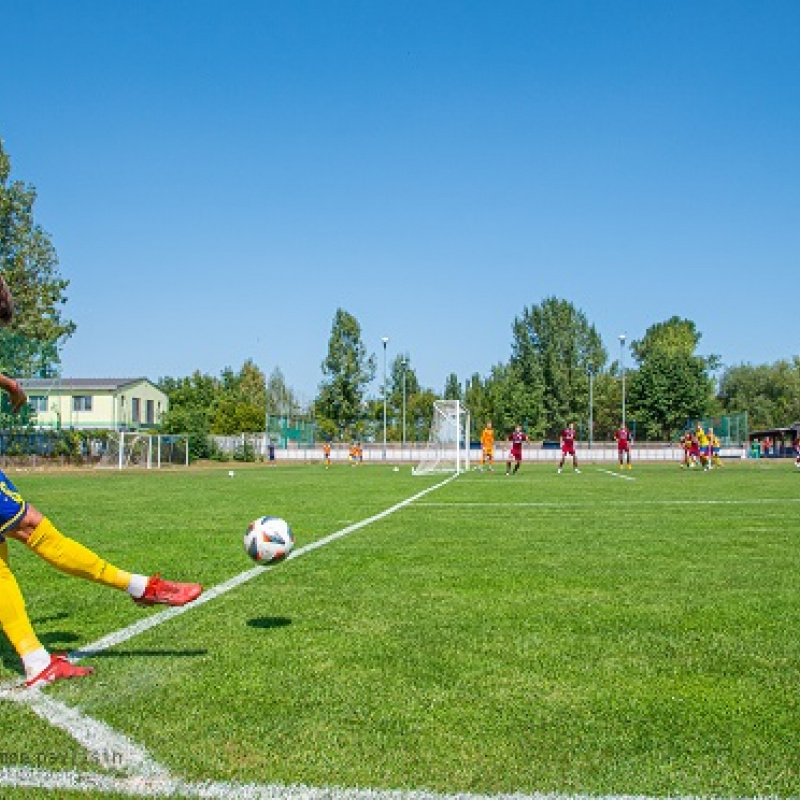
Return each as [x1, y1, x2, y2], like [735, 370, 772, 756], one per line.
[132, 397, 140, 423]
[73, 396, 92, 412]
[146, 399, 155, 424]
[28, 395, 48, 413]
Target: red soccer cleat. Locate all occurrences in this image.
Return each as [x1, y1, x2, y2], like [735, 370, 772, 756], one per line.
[133, 574, 202, 607]
[26, 653, 94, 690]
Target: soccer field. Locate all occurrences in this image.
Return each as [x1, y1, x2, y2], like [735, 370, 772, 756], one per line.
[1, 460, 799, 798]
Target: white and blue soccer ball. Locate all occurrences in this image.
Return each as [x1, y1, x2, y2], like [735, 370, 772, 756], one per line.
[244, 516, 295, 564]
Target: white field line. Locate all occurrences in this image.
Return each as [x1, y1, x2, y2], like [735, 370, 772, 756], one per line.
[596, 469, 635, 481]
[417, 497, 800, 508]
[0, 767, 708, 800]
[0, 474, 460, 797]
[4, 690, 169, 778]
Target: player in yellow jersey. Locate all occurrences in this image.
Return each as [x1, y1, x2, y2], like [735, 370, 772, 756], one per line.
[0, 274, 201, 690]
[322, 441, 332, 469]
[695, 423, 710, 470]
[480, 421, 495, 472]
[711, 432, 723, 468]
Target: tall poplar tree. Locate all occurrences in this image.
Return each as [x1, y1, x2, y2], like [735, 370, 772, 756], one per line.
[316, 309, 375, 440]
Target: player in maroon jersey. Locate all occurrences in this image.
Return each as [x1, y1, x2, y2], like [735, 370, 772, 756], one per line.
[505, 425, 528, 475]
[614, 425, 632, 469]
[688, 431, 700, 468]
[558, 422, 580, 474]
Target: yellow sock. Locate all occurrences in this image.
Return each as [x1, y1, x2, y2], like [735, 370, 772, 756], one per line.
[26, 518, 132, 591]
[0, 540, 43, 657]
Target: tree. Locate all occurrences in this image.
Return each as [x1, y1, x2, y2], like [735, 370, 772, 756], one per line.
[627, 317, 717, 440]
[443, 373, 461, 401]
[0, 137, 75, 377]
[510, 297, 606, 437]
[266, 367, 299, 416]
[718, 359, 800, 430]
[159, 371, 219, 459]
[384, 354, 418, 441]
[464, 373, 489, 440]
[316, 309, 375, 440]
[211, 360, 266, 434]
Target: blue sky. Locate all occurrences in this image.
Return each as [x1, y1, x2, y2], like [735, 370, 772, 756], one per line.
[1, 0, 798, 404]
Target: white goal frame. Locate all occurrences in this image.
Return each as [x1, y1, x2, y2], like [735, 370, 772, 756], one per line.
[96, 432, 189, 470]
[412, 399, 471, 475]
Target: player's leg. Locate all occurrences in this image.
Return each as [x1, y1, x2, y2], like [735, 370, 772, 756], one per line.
[8, 505, 201, 607]
[573, 452, 580, 473]
[0, 538, 94, 687]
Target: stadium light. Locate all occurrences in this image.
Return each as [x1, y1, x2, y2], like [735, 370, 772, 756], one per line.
[382, 337, 389, 460]
[401, 356, 407, 448]
[619, 334, 627, 429]
[588, 366, 594, 449]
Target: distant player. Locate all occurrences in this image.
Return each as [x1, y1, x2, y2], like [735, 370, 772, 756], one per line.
[505, 425, 528, 475]
[711, 432, 723, 468]
[322, 441, 332, 469]
[348, 442, 359, 466]
[688, 431, 700, 468]
[696, 423, 710, 470]
[680, 431, 694, 468]
[614, 424, 632, 470]
[480, 421, 495, 472]
[794, 438, 800, 469]
[558, 422, 580, 474]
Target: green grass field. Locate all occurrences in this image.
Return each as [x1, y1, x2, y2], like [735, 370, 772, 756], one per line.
[1, 459, 799, 798]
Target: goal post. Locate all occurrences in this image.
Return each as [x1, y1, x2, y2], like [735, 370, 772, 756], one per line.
[412, 399, 471, 475]
[96, 432, 189, 469]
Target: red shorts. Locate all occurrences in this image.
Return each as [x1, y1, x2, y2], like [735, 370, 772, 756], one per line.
[510, 446, 522, 462]
[561, 444, 575, 456]
[617, 442, 630, 452]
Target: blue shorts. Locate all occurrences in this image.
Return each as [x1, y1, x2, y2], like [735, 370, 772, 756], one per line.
[0, 467, 28, 541]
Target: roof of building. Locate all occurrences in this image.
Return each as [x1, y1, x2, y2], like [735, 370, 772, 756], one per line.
[18, 378, 159, 392]
[749, 423, 800, 438]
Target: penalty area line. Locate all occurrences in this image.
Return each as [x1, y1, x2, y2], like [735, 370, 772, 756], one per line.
[597, 468, 636, 481]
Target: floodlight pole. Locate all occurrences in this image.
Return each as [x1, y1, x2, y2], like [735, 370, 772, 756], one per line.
[588, 367, 594, 449]
[401, 357, 407, 448]
[382, 337, 389, 460]
[619, 334, 627, 429]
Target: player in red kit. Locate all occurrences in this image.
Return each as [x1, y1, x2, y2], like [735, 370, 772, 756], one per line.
[614, 425, 632, 469]
[505, 425, 528, 475]
[558, 422, 580, 474]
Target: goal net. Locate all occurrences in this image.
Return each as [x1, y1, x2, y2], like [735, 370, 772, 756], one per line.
[412, 399, 470, 475]
[96, 432, 189, 469]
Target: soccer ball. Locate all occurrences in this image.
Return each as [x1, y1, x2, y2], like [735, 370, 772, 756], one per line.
[244, 516, 295, 564]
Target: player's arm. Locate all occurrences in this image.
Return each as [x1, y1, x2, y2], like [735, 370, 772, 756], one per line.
[0, 371, 26, 413]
